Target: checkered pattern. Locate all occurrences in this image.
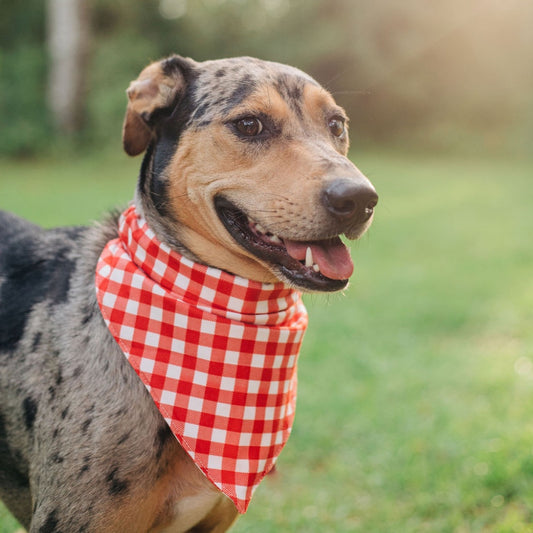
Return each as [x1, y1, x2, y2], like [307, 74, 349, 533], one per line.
[95, 205, 308, 513]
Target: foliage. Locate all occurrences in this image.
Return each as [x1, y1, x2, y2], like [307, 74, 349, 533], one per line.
[0, 0, 51, 156]
[0, 149, 532, 531]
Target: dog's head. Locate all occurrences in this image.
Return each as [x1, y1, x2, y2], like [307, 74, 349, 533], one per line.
[123, 55, 377, 292]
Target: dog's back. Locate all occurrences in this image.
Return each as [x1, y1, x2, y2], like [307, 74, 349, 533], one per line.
[0, 213, 142, 531]
[0, 211, 86, 350]
[0, 211, 91, 525]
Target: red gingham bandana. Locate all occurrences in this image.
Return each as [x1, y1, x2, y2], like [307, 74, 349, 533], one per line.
[95, 205, 308, 512]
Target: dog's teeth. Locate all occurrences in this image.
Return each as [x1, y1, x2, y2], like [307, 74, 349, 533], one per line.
[270, 235, 282, 244]
[255, 224, 266, 235]
[305, 246, 313, 268]
[313, 263, 320, 273]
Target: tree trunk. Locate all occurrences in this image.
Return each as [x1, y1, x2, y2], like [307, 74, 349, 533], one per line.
[46, 0, 89, 134]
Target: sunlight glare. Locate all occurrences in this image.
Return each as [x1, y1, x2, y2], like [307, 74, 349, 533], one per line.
[159, 0, 187, 20]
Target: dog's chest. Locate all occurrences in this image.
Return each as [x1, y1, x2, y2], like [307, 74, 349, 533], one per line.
[147, 454, 237, 533]
[158, 493, 223, 533]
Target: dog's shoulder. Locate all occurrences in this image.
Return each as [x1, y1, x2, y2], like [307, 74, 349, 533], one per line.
[0, 210, 45, 255]
[0, 210, 85, 298]
[0, 210, 118, 354]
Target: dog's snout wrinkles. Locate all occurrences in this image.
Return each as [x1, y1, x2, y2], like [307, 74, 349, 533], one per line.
[322, 178, 378, 223]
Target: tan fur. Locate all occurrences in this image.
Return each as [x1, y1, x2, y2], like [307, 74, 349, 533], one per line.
[90, 437, 237, 532]
[163, 84, 365, 281]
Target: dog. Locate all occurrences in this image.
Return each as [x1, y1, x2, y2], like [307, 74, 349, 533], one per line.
[0, 55, 377, 532]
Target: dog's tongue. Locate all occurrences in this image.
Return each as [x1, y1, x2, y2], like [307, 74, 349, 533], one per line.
[284, 237, 354, 280]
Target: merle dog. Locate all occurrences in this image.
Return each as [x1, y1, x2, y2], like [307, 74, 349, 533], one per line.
[0, 55, 377, 532]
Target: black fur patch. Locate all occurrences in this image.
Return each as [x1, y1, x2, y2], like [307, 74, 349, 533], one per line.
[22, 397, 38, 431]
[161, 55, 195, 79]
[50, 452, 64, 464]
[220, 75, 257, 116]
[149, 136, 177, 217]
[138, 143, 155, 195]
[38, 509, 60, 533]
[55, 366, 63, 386]
[275, 75, 305, 118]
[0, 219, 82, 352]
[78, 455, 91, 477]
[138, 86, 198, 225]
[117, 431, 131, 445]
[0, 412, 29, 489]
[155, 424, 173, 461]
[106, 466, 129, 496]
[190, 99, 211, 121]
[81, 418, 92, 434]
[31, 332, 42, 352]
[80, 303, 94, 326]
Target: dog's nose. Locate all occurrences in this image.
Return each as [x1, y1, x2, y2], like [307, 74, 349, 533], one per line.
[322, 178, 378, 223]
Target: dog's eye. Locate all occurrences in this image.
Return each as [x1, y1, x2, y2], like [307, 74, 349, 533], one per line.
[235, 117, 263, 137]
[328, 116, 346, 138]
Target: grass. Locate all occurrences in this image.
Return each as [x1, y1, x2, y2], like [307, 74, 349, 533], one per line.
[0, 148, 532, 532]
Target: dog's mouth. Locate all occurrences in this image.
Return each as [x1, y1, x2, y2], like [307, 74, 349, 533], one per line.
[214, 197, 354, 292]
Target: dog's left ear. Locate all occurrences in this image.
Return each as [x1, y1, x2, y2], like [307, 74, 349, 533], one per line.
[122, 55, 196, 156]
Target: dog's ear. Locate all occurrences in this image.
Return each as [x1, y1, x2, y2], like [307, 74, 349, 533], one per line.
[122, 55, 196, 156]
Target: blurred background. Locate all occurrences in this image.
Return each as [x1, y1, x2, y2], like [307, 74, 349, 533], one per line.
[1, 0, 532, 156]
[1, 1, 532, 532]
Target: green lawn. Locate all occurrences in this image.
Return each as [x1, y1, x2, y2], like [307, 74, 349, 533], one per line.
[1, 149, 532, 532]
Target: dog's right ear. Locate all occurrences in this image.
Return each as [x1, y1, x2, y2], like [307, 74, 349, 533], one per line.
[122, 55, 196, 156]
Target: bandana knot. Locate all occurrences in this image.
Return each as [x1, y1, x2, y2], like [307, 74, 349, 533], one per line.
[95, 205, 308, 512]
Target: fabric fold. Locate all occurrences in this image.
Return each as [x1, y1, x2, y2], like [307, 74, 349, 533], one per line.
[95, 205, 308, 512]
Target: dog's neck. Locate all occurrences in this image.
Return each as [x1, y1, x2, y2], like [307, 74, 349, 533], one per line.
[134, 150, 281, 284]
[134, 160, 202, 264]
